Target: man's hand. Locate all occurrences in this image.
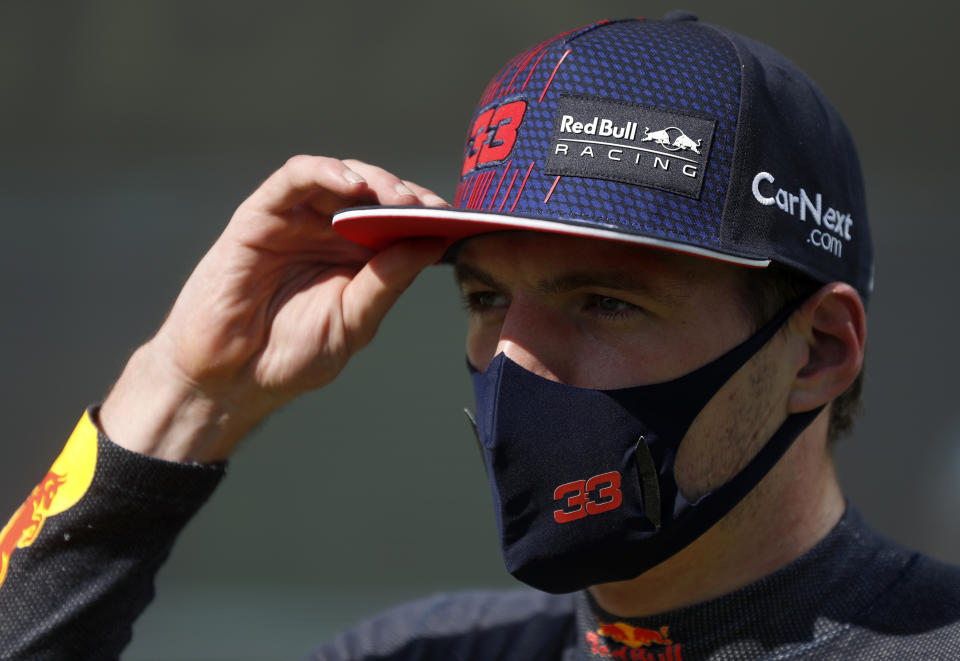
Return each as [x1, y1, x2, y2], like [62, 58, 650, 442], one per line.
[99, 156, 447, 462]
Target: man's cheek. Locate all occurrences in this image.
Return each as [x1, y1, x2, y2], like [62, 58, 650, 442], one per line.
[466, 327, 500, 372]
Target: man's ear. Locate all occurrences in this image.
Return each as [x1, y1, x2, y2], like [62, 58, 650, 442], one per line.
[787, 283, 866, 414]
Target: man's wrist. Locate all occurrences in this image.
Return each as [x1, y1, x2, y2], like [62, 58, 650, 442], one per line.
[99, 341, 260, 463]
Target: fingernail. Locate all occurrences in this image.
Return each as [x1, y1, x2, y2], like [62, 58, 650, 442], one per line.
[395, 182, 415, 197]
[343, 169, 366, 185]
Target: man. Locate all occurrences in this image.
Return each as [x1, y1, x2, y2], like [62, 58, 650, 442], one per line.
[1, 12, 959, 660]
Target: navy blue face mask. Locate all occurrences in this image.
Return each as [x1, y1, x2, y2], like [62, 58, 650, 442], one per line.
[468, 300, 822, 594]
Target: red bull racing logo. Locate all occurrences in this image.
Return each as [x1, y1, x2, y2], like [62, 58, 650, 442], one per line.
[587, 622, 683, 660]
[545, 96, 716, 200]
[0, 412, 98, 590]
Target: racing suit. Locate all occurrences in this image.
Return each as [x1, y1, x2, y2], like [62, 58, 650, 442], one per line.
[2, 410, 959, 660]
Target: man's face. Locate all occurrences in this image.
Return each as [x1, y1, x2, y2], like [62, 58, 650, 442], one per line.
[455, 231, 796, 500]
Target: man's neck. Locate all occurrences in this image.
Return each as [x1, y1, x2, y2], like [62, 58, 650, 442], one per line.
[587, 422, 844, 618]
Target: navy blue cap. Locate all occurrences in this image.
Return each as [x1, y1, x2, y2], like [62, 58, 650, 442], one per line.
[333, 13, 873, 300]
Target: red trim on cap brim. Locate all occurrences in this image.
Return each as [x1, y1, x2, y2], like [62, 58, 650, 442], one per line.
[331, 206, 771, 268]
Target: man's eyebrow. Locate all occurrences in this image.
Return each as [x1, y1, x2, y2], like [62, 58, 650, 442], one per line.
[537, 271, 678, 304]
[454, 263, 504, 291]
[455, 262, 680, 305]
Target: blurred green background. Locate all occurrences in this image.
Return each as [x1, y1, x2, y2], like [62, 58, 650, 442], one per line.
[1, 2, 958, 659]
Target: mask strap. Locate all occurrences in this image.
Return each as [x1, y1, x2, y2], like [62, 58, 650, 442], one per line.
[607, 297, 806, 447]
[673, 404, 825, 526]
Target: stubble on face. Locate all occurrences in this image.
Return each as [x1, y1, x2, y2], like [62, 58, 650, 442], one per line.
[672, 310, 796, 503]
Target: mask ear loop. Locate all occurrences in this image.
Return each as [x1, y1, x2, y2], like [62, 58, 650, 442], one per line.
[634, 436, 661, 529]
[622, 298, 807, 534]
[464, 408, 488, 476]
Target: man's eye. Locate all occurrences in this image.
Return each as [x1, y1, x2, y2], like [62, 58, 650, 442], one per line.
[587, 295, 640, 317]
[463, 291, 509, 313]
[595, 296, 629, 311]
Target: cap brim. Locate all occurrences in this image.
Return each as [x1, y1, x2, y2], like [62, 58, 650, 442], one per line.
[332, 205, 770, 268]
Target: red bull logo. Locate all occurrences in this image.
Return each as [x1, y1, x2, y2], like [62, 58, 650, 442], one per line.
[0, 471, 66, 585]
[640, 126, 702, 154]
[598, 622, 673, 647]
[0, 412, 98, 590]
[587, 622, 683, 660]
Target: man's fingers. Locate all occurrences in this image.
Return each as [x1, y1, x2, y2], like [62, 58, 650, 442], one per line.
[341, 160, 429, 207]
[246, 155, 373, 214]
[341, 160, 449, 207]
[401, 180, 451, 207]
[340, 238, 447, 351]
[228, 154, 451, 356]
[242, 156, 447, 222]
